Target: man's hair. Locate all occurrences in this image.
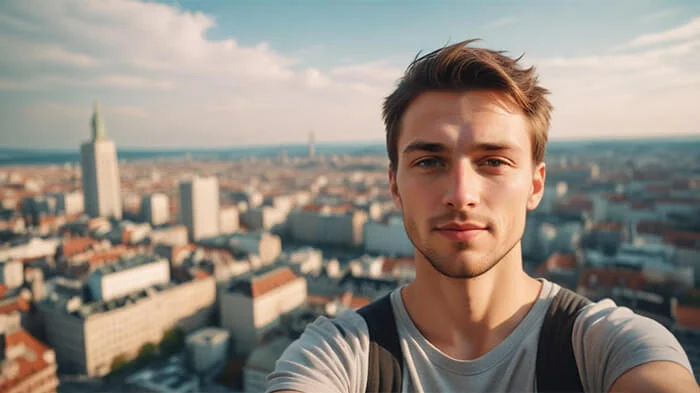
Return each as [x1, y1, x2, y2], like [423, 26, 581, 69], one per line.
[382, 39, 552, 172]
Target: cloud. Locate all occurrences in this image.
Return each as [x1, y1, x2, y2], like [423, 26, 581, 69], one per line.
[1, 1, 697, 148]
[0, 0, 403, 148]
[537, 39, 700, 70]
[330, 61, 402, 85]
[531, 16, 700, 140]
[626, 16, 700, 48]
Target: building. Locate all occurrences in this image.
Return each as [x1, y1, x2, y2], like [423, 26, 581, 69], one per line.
[80, 101, 122, 220]
[229, 232, 282, 265]
[288, 205, 367, 248]
[87, 255, 170, 302]
[239, 205, 288, 232]
[243, 336, 294, 393]
[672, 299, 700, 382]
[150, 225, 189, 247]
[40, 275, 216, 376]
[0, 260, 23, 289]
[539, 181, 567, 214]
[179, 177, 220, 241]
[50, 191, 84, 216]
[185, 327, 230, 376]
[308, 130, 315, 159]
[0, 329, 59, 393]
[364, 215, 413, 257]
[220, 267, 306, 355]
[219, 206, 239, 234]
[282, 247, 323, 275]
[20, 196, 57, 227]
[0, 237, 60, 263]
[142, 193, 170, 226]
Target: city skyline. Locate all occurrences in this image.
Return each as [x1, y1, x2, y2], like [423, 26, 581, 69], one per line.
[1, 0, 700, 149]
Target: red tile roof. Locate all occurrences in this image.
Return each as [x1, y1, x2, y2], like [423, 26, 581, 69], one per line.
[594, 222, 623, 232]
[536, 253, 577, 275]
[0, 297, 30, 315]
[0, 330, 56, 391]
[381, 257, 414, 274]
[87, 246, 130, 266]
[578, 268, 647, 291]
[663, 230, 700, 251]
[635, 220, 670, 236]
[62, 237, 98, 258]
[675, 304, 700, 329]
[339, 291, 372, 309]
[604, 194, 627, 202]
[250, 267, 299, 298]
[306, 294, 333, 306]
[301, 204, 352, 214]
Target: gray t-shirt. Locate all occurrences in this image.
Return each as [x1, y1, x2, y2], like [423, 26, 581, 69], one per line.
[267, 280, 693, 393]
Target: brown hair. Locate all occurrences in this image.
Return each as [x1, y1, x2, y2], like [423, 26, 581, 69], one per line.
[382, 39, 552, 172]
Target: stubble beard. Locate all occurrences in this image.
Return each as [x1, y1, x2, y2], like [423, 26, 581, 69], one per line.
[404, 216, 521, 280]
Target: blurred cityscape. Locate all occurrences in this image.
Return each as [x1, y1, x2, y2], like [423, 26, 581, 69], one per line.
[0, 103, 699, 393]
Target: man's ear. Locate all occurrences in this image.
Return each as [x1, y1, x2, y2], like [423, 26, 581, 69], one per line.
[526, 161, 546, 211]
[389, 166, 402, 210]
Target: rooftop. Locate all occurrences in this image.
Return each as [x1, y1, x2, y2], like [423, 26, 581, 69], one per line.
[92, 253, 165, 275]
[43, 280, 176, 319]
[186, 327, 229, 346]
[0, 330, 56, 392]
[227, 266, 299, 298]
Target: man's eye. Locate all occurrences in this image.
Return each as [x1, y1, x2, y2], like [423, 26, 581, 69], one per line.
[483, 158, 506, 167]
[416, 158, 444, 168]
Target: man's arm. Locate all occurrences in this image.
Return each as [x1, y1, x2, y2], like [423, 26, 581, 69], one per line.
[608, 361, 699, 393]
[572, 299, 696, 393]
[265, 313, 369, 393]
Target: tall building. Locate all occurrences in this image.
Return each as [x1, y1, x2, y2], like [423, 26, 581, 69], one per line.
[179, 177, 220, 241]
[80, 101, 122, 220]
[308, 130, 315, 159]
[141, 193, 170, 226]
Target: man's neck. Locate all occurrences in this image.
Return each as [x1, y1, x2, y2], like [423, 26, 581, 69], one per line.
[401, 249, 542, 360]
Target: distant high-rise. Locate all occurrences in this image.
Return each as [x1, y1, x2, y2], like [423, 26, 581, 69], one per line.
[80, 101, 122, 220]
[179, 176, 220, 241]
[308, 130, 315, 159]
[141, 193, 170, 226]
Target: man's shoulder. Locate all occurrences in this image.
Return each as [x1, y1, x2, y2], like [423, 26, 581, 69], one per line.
[571, 297, 693, 392]
[266, 309, 370, 393]
[572, 297, 678, 348]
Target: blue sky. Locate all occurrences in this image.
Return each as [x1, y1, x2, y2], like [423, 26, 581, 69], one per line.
[1, 0, 699, 149]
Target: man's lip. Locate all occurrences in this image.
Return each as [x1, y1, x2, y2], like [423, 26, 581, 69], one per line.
[436, 222, 488, 231]
[435, 226, 486, 241]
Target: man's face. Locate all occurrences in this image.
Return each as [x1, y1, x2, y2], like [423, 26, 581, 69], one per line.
[389, 90, 546, 279]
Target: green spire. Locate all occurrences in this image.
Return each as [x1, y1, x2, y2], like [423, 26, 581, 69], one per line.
[91, 100, 106, 140]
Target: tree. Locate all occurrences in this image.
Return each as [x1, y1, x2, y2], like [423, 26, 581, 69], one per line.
[160, 326, 185, 354]
[138, 342, 158, 360]
[110, 354, 129, 373]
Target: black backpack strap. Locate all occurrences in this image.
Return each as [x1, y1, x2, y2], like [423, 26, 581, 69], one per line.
[356, 293, 403, 393]
[536, 286, 592, 393]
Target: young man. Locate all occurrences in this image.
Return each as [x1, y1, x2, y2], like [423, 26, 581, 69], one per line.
[266, 40, 697, 392]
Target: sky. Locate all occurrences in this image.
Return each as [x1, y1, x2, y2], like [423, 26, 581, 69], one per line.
[0, 0, 699, 149]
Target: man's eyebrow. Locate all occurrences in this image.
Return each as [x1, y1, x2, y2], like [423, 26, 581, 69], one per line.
[402, 141, 517, 155]
[472, 142, 516, 152]
[402, 141, 448, 155]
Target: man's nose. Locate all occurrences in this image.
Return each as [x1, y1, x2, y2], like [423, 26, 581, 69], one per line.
[443, 161, 481, 210]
